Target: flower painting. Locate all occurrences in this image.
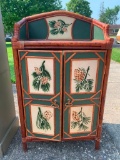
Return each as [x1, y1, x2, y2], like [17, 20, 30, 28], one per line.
[70, 105, 93, 134]
[71, 107, 91, 131]
[31, 105, 54, 135]
[32, 61, 51, 92]
[49, 19, 72, 35]
[74, 66, 94, 92]
[26, 57, 54, 94]
[71, 59, 98, 93]
[46, 16, 75, 39]
[36, 107, 52, 131]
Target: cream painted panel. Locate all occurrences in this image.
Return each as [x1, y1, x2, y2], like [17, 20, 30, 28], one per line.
[26, 57, 54, 94]
[31, 104, 55, 136]
[70, 105, 94, 134]
[71, 59, 99, 93]
[46, 16, 75, 39]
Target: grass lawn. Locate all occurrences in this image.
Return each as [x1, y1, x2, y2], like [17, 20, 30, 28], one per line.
[111, 48, 120, 63]
[110, 36, 116, 38]
[6, 42, 16, 83]
[6, 42, 120, 83]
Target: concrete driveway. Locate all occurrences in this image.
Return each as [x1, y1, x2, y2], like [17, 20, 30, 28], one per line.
[104, 60, 120, 150]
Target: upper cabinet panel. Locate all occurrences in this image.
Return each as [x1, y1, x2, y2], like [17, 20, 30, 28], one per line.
[28, 19, 48, 39]
[27, 16, 91, 40]
[93, 25, 104, 40]
[14, 11, 113, 50]
[72, 19, 91, 40]
[28, 16, 91, 40]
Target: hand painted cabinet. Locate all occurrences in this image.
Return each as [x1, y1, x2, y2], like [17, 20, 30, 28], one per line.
[12, 11, 113, 151]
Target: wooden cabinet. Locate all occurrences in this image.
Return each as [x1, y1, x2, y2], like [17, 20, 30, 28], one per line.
[12, 11, 113, 151]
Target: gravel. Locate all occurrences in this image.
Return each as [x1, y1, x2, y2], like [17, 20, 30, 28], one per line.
[1, 60, 120, 160]
[1, 125, 120, 160]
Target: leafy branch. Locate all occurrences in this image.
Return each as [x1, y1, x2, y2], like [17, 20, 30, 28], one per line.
[74, 66, 94, 92]
[49, 19, 72, 35]
[71, 107, 91, 131]
[36, 107, 51, 130]
[32, 60, 51, 92]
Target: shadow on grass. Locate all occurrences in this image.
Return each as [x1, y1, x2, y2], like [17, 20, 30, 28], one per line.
[6, 43, 12, 48]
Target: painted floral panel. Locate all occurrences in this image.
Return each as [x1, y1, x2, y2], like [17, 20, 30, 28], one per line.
[31, 104, 54, 136]
[71, 59, 99, 93]
[26, 57, 54, 94]
[70, 105, 94, 134]
[46, 16, 75, 39]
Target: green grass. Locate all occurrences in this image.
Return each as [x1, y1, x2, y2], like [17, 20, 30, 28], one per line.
[6, 42, 16, 83]
[6, 42, 120, 83]
[110, 35, 116, 38]
[111, 48, 120, 63]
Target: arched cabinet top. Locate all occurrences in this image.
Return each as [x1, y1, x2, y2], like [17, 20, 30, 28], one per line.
[12, 10, 113, 49]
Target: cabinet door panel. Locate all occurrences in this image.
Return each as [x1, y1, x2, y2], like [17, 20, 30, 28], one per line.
[25, 100, 61, 141]
[18, 50, 62, 141]
[19, 50, 61, 99]
[63, 50, 106, 139]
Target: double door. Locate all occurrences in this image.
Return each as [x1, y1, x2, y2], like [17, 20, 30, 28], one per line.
[18, 50, 106, 141]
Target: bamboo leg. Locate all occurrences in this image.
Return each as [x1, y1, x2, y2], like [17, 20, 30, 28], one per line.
[95, 139, 100, 150]
[22, 142, 27, 152]
[95, 49, 112, 150]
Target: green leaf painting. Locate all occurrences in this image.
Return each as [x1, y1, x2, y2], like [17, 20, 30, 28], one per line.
[71, 107, 91, 131]
[36, 107, 52, 131]
[49, 19, 72, 35]
[32, 60, 51, 92]
[74, 66, 94, 92]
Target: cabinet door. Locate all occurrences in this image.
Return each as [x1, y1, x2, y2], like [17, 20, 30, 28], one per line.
[18, 50, 62, 141]
[63, 50, 106, 140]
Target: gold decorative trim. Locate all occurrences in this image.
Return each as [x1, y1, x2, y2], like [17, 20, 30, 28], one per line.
[64, 132, 72, 138]
[24, 100, 33, 107]
[50, 92, 60, 101]
[51, 134, 60, 140]
[24, 98, 50, 101]
[87, 129, 96, 136]
[65, 91, 101, 102]
[51, 52, 60, 63]
[20, 52, 28, 61]
[65, 92, 74, 101]
[23, 88, 32, 99]
[90, 99, 100, 108]
[26, 129, 35, 137]
[91, 90, 102, 99]
[94, 52, 105, 62]
[65, 52, 76, 64]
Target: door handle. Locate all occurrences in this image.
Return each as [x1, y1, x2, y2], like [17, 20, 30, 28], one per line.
[51, 99, 59, 108]
[65, 98, 72, 107]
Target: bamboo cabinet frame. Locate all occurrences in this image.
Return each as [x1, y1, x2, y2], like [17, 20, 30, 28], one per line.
[12, 11, 113, 151]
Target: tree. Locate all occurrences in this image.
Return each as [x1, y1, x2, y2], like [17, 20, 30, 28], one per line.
[0, 0, 62, 34]
[66, 0, 92, 18]
[99, 2, 120, 24]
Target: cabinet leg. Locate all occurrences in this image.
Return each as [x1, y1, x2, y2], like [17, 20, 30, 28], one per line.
[95, 139, 100, 150]
[22, 142, 27, 152]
